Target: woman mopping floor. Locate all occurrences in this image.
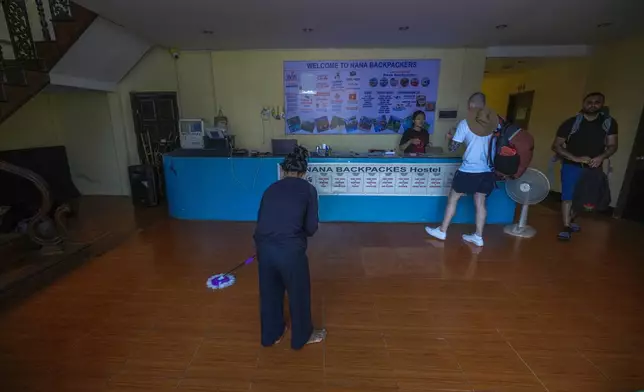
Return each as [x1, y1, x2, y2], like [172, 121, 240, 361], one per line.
[254, 145, 326, 349]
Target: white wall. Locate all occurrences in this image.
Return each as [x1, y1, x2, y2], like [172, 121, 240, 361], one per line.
[50, 17, 151, 91]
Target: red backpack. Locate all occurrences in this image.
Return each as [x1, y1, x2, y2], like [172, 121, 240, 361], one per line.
[488, 116, 534, 179]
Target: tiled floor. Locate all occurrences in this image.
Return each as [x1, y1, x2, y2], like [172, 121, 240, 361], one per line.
[0, 206, 643, 391]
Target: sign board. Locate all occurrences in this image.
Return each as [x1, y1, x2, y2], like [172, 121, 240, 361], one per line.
[278, 162, 460, 196]
[284, 59, 441, 135]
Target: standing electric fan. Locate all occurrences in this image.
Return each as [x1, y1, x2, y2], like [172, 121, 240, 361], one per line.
[504, 167, 551, 238]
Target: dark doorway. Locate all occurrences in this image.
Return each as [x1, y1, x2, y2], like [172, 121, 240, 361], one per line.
[615, 104, 644, 223]
[506, 91, 535, 130]
[130, 92, 180, 199]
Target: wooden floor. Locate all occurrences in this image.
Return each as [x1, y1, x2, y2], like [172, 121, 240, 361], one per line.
[0, 196, 165, 295]
[0, 206, 643, 392]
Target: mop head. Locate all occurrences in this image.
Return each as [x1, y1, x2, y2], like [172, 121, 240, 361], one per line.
[206, 274, 236, 290]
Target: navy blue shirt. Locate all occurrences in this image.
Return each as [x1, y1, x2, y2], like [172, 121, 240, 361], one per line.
[254, 177, 319, 243]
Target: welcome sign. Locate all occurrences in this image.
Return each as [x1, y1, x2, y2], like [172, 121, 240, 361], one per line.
[283, 59, 441, 135]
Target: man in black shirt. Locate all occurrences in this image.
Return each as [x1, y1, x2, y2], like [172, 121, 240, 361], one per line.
[551, 92, 618, 240]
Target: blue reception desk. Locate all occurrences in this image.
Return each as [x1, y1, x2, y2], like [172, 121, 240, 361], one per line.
[163, 150, 516, 224]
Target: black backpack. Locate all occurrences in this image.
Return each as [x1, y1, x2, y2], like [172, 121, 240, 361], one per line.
[573, 167, 611, 213]
[488, 120, 528, 178]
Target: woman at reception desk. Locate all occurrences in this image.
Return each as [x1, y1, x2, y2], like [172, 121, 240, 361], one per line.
[163, 143, 516, 224]
[398, 111, 431, 154]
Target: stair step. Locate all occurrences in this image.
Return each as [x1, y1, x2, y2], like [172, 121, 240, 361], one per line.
[51, 1, 90, 23]
[4, 59, 47, 72]
[35, 41, 61, 69]
[52, 3, 97, 50]
[1, 83, 33, 97]
[1, 2, 98, 125]
[1, 65, 28, 86]
[0, 71, 49, 122]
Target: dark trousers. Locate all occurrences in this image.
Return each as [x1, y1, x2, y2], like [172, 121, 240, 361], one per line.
[256, 240, 313, 350]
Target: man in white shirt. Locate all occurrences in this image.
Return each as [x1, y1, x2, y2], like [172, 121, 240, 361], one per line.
[425, 92, 498, 247]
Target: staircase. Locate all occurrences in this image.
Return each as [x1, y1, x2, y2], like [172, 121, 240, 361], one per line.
[0, 0, 96, 123]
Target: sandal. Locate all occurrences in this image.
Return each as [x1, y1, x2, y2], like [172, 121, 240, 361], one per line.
[557, 228, 572, 241]
[306, 328, 327, 345]
[569, 223, 581, 233]
[274, 325, 288, 345]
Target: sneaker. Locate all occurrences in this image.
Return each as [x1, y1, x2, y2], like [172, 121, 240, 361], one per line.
[462, 233, 484, 247]
[425, 226, 446, 240]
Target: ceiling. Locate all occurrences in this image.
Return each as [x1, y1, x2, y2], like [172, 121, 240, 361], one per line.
[74, 0, 644, 51]
[484, 58, 552, 74]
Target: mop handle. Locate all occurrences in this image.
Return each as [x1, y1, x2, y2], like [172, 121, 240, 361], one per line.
[223, 255, 256, 276]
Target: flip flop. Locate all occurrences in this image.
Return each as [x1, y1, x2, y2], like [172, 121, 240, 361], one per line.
[274, 325, 288, 345]
[306, 328, 327, 345]
[557, 229, 572, 241]
[569, 223, 581, 233]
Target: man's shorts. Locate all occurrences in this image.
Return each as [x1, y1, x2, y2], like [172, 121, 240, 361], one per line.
[452, 170, 496, 196]
[561, 163, 583, 201]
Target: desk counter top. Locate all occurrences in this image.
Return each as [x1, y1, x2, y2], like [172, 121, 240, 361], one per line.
[164, 149, 461, 160]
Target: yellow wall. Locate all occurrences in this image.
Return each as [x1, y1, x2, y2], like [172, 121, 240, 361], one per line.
[0, 91, 126, 195]
[0, 48, 186, 197]
[482, 58, 590, 192]
[3, 37, 642, 202]
[176, 52, 218, 121]
[54, 92, 126, 195]
[1, 47, 485, 196]
[481, 73, 524, 117]
[482, 38, 644, 205]
[211, 48, 486, 152]
[96, 47, 485, 195]
[584, 35, 644, 205]
[0, 94, 63, 149]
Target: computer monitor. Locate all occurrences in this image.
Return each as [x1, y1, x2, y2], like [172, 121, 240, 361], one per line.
[271, 139, 298, 156]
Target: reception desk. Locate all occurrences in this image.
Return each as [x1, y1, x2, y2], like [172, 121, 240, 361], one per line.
[163, 150, 516, 224]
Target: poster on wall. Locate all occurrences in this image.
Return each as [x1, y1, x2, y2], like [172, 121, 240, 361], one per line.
[283, 59, 441, 135]
[277, 162, 459, 196]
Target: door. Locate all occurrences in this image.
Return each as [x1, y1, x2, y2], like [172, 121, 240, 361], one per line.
[130, 92, 180, 199]
[615, 105, 644, 223]
[506, 91, 535, 130]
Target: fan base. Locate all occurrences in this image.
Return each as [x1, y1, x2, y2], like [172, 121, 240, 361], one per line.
[504, 224, 536, 238]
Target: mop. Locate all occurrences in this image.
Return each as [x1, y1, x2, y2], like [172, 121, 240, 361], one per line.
[206, 255, 256, 290]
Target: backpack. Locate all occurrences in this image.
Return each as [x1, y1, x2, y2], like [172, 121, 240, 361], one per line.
[553, 112, 613, 161]
[572, 167, 611, 213]
[567, 112, 612, 142]
[488, 117, 534, 179]
[549, 112, 614, 183]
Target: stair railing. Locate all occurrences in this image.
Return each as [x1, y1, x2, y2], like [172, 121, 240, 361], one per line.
[49, 0, 72, 21]
[1, 0, 38, 62]
[0, 45, 6, 101]
[1, 0, 73, 66]
[0, 160, 70, 251]
[34, 0, 51, 41]
[0, 44, 5, 81]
